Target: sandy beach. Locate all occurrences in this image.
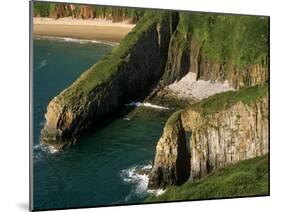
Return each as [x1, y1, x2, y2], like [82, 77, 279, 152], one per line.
[33, 17, 136, 42]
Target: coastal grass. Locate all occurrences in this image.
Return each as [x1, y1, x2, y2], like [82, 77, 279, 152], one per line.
[185, 83, 268, 115]
[60, 11, 172, 102]
[146, 154, 269, 202]
[182, 13, 269, 68]
[166, 110, 183, 126]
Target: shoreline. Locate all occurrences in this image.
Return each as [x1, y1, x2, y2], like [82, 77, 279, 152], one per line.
[34, 35, 119, 46]
[33, 17, 135, 42]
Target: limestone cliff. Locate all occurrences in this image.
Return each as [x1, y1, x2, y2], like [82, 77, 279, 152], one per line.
[161, 14, 190, 85]
[148, 85, 268, 188]
[158, 14, 269, 89]
[41, 12, 178, 149]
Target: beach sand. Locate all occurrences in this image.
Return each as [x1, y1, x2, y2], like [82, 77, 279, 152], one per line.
[33, 17, 136, 42]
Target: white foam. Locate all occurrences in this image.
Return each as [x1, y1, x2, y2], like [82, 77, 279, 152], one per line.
[33, 143, 59, 155]
[142, 102, 169, 110]
[125, 101, 142, 107]
[39, 120, 46, 127]
[120, 163, 153, 201]
[33, 143, 60, 163]
[147, 188, 166, 196]
[35, 35, 118, 46]
[48, 146, 59, 154]
[123, 117, 131, 121]
[37, 59, 48, 70]
[125, 101, 170, 110]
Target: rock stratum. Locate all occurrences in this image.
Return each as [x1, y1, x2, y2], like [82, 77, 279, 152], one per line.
[41, 10, 268, 156]
[148, 84, 268, 189]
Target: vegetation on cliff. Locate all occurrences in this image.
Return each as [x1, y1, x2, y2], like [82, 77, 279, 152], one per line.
[186, 83, 268, 115]
[147, 154, 268, 202]
[179, 13, 268, 68]
[61, 11, 175, 102]
[161, 12, 268, 88]
[33, 2, 145, 23]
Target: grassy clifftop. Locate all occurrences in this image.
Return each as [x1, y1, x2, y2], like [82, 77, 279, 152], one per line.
[178, 13, 268, 68]
[146, 154, 269, 202]
[184, 83, 268, 115]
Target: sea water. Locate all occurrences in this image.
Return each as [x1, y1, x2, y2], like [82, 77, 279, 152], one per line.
[32, 37, 170, 210]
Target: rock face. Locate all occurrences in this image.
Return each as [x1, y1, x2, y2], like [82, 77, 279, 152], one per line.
[41, 12, 179, 149]
[161, 34, 268, 90]
[158, 14, 269, 90]
[149, 86, 268, 188]
[182, 96, 269, 179]
[161, 14, 190, 86]
[148, 111, 191, 189]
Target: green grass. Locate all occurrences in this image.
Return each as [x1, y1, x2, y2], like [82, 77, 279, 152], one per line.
[183, 13, 269, 68]
[146, 154, 269, 202]
[184, 83, 268, 116]
[166, 110, 182, 126]
[59, 11, 173, 103]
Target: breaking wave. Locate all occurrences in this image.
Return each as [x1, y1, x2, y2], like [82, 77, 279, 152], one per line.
[125, 101, 170, 110]
[33, 143, 59, 163]
[36, 59, 48, 70]
[120, 162, 166, 202]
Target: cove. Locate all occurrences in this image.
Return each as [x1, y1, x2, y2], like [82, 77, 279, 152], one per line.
[32, 37, 170, 210]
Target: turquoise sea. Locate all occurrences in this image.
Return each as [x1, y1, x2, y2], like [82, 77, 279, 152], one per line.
[32, 37, 170, 210]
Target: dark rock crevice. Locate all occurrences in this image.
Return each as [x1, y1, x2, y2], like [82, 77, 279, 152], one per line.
[148, 113, 191, 189]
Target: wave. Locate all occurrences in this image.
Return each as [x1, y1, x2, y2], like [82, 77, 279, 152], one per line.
[36, 59, 48, 70]
[34, 35, 119, 46]
[39, 120, 46, 127]
[123, 117, 131, 121]
[125, 101, 170, 110]
[120, 162, 166, 201]
[33, 143, 59, 154]
[33, 143, 59, 162]
[147, 188, 166, 196]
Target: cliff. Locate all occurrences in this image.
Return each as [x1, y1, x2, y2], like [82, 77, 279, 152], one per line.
[159, 14, 268, 89]
[148, 84, 268, 188]
[41, 12, 178, 149]
[33, 2, 145, 24]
